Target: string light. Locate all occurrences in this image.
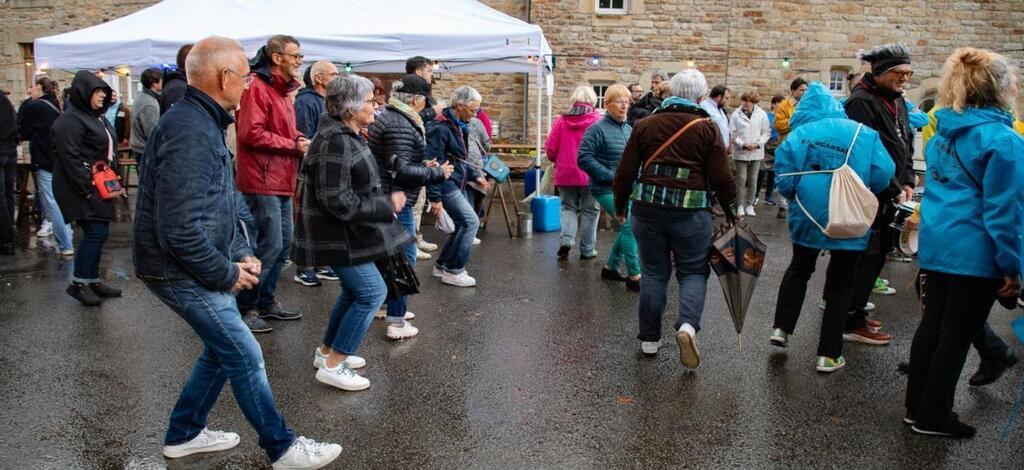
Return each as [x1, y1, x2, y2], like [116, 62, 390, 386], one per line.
[344, 63, 352, 74]
[782, 57, 791, 69]
[686, 59, 695, 68]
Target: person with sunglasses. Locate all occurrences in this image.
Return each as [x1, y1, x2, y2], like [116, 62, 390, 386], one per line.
[234, 34, 308, 333]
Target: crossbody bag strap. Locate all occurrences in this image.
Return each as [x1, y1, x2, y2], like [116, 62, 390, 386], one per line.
[642, 117, 708, 171]
[949, 137, 983, 194]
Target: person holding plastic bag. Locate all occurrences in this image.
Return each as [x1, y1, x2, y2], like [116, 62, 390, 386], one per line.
[769, 82, 894, 373]
[905, 48, 1024, 438]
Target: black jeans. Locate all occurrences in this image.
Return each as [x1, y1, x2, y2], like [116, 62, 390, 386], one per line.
[905, 270, 999, 425]
[0, 154, 15, 245]
[845, 226, 896, 331]
[773, 244, 861, 359]
[756, 168, 775, 202]
[73, 220, 110, 283]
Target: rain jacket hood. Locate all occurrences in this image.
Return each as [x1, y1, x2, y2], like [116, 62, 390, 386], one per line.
[545, 103, 601, 187]
[68, 70, 112, 117]
[790, 82, 846, 129]
[919, 106, 1024, 279]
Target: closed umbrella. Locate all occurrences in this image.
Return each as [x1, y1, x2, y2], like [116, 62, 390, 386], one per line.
[708, 222, 767, 348]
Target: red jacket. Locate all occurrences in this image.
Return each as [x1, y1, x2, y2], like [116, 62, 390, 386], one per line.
[236, 71, 303, 196]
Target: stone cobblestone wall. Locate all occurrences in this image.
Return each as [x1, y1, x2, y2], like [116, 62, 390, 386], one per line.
[2, 0, 1022, 144]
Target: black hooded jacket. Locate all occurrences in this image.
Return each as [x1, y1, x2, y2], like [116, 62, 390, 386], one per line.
[0, 92, 17, 157]
[844, 73, 915, 203]
[52, 70, 116, 222]
[159, 70, 187, 115]
[18, 93, 61, 171]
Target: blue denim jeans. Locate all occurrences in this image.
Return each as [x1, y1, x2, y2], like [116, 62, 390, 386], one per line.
[557, 186, 600, 254]
[632, 209, 713, 341]
[386, 206, 418, 324]
[36, 170, 74, 251]
[146, 281, 295, 461]
[73, 220, 109, 283]
[435, 189, 479, 274]
[324, 263, 387, 354]
[237, 195, 293, 311]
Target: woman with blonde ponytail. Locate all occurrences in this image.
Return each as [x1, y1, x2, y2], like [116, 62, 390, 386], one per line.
[906, 47, 1024, 439]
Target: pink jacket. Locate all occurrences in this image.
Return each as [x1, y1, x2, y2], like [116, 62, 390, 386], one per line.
[545, 103, 601, 187]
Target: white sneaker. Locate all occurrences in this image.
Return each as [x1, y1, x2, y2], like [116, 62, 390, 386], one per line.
[374, 310, 415, 320]
[432, 266, 444, 278]
[675, 323, 700, 369]
[442, 271, 477, 287]
[163, 428, 240, 459]
[417, 239, 438, 252]
[745, 205, 756, 217]
[312, 349, 365, 369]
[37, 220, 53, 237]
[472, 237, 481, 246]
[60, 248, 75, 257]
[272, 436, 342, 470]
[387, 321, 420, 339]
[641, 341, 661, 355]
[315, 363, 370, 391]
[416, 249, 432, 261]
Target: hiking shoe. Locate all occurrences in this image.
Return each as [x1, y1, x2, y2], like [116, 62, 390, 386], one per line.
[416, 249, 432, 261]
[442, 271, 476, 287]
[387, 321, 420, 340]
[580, 250, 599, 260]
[417, 240, 438, 252]
[641, 341, 661, 355]
[312, 349, 365, 369]
[244, 312, 273, 333]
[968, 349, 1018, 387]
[912, 418, 976, 439]
[91, 282, 122, 298]
[843, 327, 892, 345]
[601, 267, 627, 282]
[315, 267, 339, 281]
[294, 269, 322, 287]
[676, 323, 700, 369]
[815, 356, 846, 373]
[272, 436, 343, 469]
[557, 245, 570, 260]
[67, 283, 101, 307]
[769, 328, 789, 348]
[258, 304, 303, 321]
[163, 428, 240, 459]
[873, 278, 896, 295]
[315, 362, 370, 391]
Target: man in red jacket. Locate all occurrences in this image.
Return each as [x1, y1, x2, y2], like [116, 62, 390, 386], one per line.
[235, 34, 308, 331]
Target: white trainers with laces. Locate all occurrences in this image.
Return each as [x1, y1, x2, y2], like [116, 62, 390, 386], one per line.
[417, 239, 438, 252]
[416, 249, 432, 260]
[387, 321, 420, 340]
[312, 348, 365, 369]
[163, 427, 240, 458]
[271, 436, 342, 470]
[315, 362, 370, 391]
[442, 271, 477, 287]
[641, 341, 661, 355]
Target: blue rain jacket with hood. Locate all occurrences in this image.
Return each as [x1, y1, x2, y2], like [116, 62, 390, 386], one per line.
[774, 82, 895, 251]
[918, 106, 1024, 279]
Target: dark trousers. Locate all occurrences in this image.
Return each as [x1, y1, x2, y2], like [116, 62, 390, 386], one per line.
[846, 226, 895, 331]
[755, 168, 775, 202]
[905, 270, 999, 425]
[773, 244, 861, 359]
[0, 154, 15, 245]
[73, 220, 110, 283]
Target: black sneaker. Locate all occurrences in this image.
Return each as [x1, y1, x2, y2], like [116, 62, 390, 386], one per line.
[67, 283, 101, 307]
[315, 267, 340, 281]
[626, 277, 641, 292]
[557, 245, 570, 260]
[912, 416, 976, 438]
[294, 269, 322, 287]
[601, 267, 627, 282]
[258, 303, 303, 321]
[968, 349, 1018, 387]
[91, 282, 122, 298]
[244, 311, 273, 333]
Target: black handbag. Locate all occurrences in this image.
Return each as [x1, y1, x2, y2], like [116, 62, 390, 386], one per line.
[375, 251, 420, 301]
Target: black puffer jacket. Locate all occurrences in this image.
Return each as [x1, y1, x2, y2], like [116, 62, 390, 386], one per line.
[367, 105, 446, 208]
[159, 70, 187, 115]
[18, 93, 61, 171]
[52, 70, 115, 222]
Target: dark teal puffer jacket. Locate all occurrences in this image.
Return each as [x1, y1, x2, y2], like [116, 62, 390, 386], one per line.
[577, 114, 632, 196]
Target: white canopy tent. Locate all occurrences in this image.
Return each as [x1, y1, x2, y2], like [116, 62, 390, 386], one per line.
[35, 0, 553, 170]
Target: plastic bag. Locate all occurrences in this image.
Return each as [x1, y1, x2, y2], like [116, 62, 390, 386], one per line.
[435, 208, 455, 234]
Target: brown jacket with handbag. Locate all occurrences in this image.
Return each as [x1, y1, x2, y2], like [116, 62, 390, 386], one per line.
[612, 100, 737, 216]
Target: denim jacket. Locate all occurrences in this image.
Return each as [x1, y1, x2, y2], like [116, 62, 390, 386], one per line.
[133, 87, 254, 292]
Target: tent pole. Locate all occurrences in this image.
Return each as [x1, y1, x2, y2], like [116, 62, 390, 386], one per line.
[535, 59, 542, 194]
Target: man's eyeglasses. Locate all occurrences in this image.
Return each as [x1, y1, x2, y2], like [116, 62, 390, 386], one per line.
[224, 69, 253, 86]
[888, 70, 914, 80]
[275, 52, 304, 61]
[609, 99, 631, 106]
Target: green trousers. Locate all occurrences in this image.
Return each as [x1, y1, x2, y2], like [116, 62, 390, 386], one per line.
[595, 193, 641, 276]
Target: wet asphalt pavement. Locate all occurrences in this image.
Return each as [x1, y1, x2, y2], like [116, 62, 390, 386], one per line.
[1, 201, 1023, 469]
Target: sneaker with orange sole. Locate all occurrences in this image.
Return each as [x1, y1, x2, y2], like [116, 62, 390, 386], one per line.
[843, 326, 892, 345]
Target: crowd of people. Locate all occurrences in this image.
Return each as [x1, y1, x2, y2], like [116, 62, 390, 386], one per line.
[0, 32, 1022, 466]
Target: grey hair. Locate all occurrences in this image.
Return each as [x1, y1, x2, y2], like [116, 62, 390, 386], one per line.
[450, 86, 482, 107]
[309, 61, 334, 84]
[391, 79, 427, 106]
[669, 69, 708, 102]
[651, 70, 666, 80]
[860, 43, 911, 63]
[185, 36, 244, 84]
[569, 85, 598, 106]
[325, 74, 374, 120]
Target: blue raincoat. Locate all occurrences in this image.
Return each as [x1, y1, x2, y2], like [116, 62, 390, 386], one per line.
[774, 82, 895, 251]
[918, 107, 1024, 279]
[906, 99, 929, 129]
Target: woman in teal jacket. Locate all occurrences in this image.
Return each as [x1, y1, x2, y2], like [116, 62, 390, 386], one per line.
[905, 48, 1024, 439]
[769, 82, 895, 372]
[577, 84, 641, 289]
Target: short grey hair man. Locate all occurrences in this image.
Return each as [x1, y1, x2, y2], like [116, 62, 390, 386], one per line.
[670, 69, 709, 102]
[450, 86, 482, 107]
[325, 74, 374, 120]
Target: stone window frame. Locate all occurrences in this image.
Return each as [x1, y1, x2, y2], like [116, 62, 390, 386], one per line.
[591, 81, 613, 109]
[595, 0, 628, 16]
[579, 0, 644, 19]
[828, 67, 849, 94]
